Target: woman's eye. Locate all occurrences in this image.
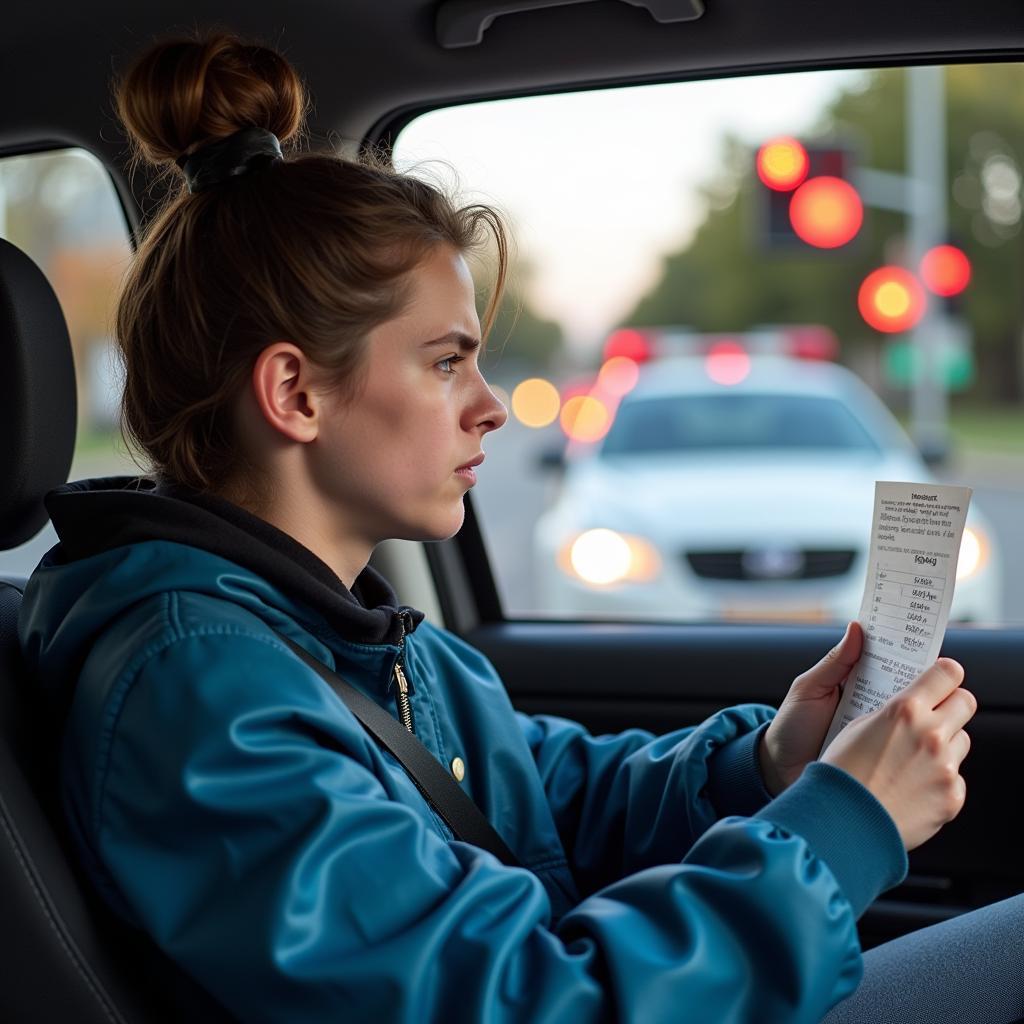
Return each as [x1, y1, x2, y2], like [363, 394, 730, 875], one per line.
[437, 354, 465, 375]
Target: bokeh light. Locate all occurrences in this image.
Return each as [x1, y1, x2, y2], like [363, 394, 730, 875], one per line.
[597, 356, 641, 397]
[705, 340, 751, 385]
[957, 526, 988, 581]
[602, 328, 652, 364]
[858, 266, 926, 333]
[569, 529, 631, 585]
[756, 137, 810, 191]
[789, 176, 863, 248]
[920, 244, 971, 297]
[511, 377, 560, 428]
[559, 529, 662, 586]
[785, 324, 840, 361]
[560, 395, 611, 443]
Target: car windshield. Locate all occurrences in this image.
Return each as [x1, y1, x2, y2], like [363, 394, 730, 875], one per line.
[600, 393, 884, 455]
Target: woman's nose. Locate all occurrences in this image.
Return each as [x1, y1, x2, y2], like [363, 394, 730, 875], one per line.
[472, 377, 508, 434]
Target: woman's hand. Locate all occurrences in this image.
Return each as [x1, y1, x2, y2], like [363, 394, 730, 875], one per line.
[822, 658, 975, 851]
[759, 621, 863, 795]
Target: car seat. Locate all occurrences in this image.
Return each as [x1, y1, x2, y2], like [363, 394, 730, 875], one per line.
[0, 236, 233, 1022]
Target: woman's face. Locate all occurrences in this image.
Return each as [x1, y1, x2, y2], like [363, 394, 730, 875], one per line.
[309, 244, 508, 547]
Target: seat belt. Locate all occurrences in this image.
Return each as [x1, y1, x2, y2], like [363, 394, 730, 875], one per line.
[275, 633, 522, 868]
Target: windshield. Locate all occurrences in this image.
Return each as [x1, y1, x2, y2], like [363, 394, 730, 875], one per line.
[600, 394, 884, 455]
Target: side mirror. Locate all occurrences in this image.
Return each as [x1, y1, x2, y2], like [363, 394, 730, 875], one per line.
[917, 437, 951, 470]
[536, 445, 566, 473]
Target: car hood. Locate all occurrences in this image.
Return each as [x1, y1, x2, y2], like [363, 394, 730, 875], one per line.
[556, 449, 929, 546]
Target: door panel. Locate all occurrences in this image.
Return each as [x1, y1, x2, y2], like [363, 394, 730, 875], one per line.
[465, 621, 1024, 947]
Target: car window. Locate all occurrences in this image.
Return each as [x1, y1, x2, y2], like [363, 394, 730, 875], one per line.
[395, 63, 1022, 627]
[0, 148, 136, 578]
[601, 393, 882, 455]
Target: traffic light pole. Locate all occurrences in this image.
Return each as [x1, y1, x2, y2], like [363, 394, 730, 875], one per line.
[758, 78, 957, 454]
[907, 65, 949, 464]
[850, 68, 951, 460]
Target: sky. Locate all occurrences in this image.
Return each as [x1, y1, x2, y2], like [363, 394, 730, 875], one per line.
[395, 68, 866, 352]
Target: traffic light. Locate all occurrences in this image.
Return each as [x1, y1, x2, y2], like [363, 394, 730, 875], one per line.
[756, 137, 809, 191]
[920, 242, 971, 322]
[920, 244, 971, 299]
[857, 266, 926, 333]
[756, 140, 862, 250]
[858, 245, 972, 334]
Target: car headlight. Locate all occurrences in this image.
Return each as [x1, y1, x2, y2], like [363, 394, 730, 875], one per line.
[557, 528, 662, 586]
[957, 526, 989, 582]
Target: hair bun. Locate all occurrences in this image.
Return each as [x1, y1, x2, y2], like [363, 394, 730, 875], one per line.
[116, 32, 307, 169]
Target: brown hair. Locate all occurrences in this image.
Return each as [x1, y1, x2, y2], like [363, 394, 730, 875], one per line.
[114, 32, 509, 504]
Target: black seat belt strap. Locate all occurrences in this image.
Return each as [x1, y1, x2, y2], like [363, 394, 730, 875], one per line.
[275, 633, 522, 868]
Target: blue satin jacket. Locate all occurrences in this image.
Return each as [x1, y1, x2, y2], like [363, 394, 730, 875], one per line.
[19, 479, 906, 1024]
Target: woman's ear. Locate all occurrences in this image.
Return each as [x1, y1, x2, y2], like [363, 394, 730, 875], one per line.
[250, 341, 321, 444]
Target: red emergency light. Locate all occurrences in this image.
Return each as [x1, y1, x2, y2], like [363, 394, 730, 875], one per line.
[602, 328, 653, 364]
[705, 340, 751, 385]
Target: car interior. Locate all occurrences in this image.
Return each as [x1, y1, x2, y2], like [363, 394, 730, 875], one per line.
[4, 1, 1024, 1020]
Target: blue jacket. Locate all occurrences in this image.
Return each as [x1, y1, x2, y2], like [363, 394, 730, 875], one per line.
[19, 477, 906, 1023]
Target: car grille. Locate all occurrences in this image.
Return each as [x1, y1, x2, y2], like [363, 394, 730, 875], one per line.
[685, 549, 857, 581]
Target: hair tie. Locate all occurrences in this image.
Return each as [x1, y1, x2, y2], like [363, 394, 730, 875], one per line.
[177, 127, 283, 194]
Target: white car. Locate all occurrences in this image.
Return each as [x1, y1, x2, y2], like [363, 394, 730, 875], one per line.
[533, 355, 1000, 624]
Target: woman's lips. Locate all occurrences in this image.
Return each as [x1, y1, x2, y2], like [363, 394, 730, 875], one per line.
[454, 452, 484, 484]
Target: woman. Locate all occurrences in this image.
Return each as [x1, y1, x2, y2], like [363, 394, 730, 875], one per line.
[18, 32, 990, 1023]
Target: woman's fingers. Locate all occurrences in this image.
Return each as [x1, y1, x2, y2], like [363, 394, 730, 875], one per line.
[936, 687, 978, 738]
[902, 657, 965, 709]
[822, 658, 974, 851]
[949, 728, 971, 766]
[794, 621, 863, 696]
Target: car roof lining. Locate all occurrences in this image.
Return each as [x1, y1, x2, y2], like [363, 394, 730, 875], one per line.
[2, 1, 1024, 201]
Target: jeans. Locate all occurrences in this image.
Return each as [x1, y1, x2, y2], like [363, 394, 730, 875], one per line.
[822, 894, 1024, 1023]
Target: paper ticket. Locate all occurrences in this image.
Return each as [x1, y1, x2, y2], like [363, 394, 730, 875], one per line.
[820, 481, 972, 754]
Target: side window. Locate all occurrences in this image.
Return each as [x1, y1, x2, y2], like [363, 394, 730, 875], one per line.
[395, 65, 1021, 627]
[0, 148, 137, 577]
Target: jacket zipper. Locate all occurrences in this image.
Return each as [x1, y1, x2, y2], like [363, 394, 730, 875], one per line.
[393, 613, 415, 735]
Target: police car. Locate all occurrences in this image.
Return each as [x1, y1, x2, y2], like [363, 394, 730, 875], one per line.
[534, 351, 1000, 623]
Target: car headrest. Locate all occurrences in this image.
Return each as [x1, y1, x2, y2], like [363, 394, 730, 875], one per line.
[0, 237, 77, 550]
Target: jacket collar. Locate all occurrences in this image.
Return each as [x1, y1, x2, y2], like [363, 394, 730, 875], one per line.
[44, 476, 424, 647]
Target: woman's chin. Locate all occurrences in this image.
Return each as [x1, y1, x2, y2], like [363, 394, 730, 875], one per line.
[397, 505, 466, 544]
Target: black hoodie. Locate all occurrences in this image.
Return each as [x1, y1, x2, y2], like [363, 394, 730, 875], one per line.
[42, 474, 424, 647]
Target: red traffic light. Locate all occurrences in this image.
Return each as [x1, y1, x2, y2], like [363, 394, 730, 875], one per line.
[756, 138, 810, 191]
[920, 244, 971, 297]
[788, 176, 863, 249]
[858, 267, 926, 333]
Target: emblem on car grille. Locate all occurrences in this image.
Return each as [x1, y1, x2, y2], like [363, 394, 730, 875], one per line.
[740, 548, 806, 579]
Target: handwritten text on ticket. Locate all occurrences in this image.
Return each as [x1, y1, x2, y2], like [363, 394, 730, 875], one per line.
[820, 481, 972, 754]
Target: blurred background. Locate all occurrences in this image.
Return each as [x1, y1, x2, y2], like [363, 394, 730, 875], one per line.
[4, 63, 1024, 625]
